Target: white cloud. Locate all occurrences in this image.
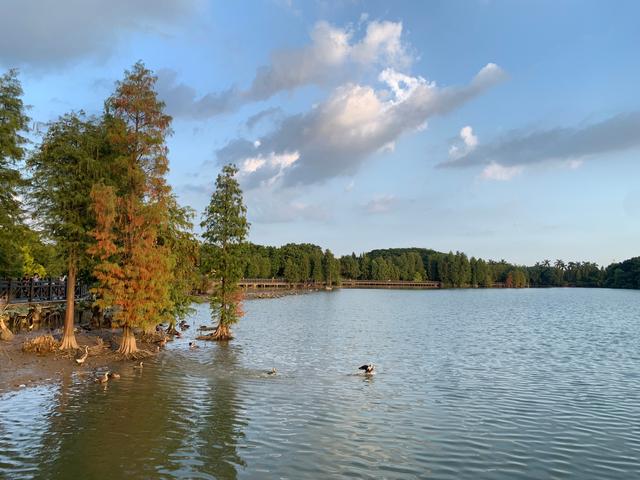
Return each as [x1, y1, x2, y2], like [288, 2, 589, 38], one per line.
[480, 162, 523, 181]
[159, 19, 413, 118]
[449, 125, 478, 160]
[218, 63, 506, 187]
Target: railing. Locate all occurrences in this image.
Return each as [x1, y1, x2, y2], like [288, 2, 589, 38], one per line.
[0, 278, 89, 305]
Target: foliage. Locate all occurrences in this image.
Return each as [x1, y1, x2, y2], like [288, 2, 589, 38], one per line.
[201, 164, 249, 332]
[90, 62, 174, 352]
[0, 69, 29, 277]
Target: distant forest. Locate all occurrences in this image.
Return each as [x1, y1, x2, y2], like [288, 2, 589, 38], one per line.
[240, 244, 640, 290]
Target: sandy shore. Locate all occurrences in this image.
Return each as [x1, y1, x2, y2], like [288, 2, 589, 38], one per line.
[0, 329, 159, 394]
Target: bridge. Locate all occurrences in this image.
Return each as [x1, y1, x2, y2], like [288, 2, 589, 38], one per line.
[237, 278, 441, 290]
[0, 278, 89, 305]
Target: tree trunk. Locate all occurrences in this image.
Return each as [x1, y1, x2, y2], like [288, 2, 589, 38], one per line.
[204, 323, 233, 341]
[59, 258, 79, 350]
[118, 325, 138, 355]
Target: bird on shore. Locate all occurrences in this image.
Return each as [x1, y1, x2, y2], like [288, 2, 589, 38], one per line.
[95, 371, 109, 383]
[108, 372, 120, 379]
[133, 361, 144, 370]
[157, 337, 167, 348]
[359, 364, 375, 375]
[75, 346, 89, 365]
[266, 368, 277, 376]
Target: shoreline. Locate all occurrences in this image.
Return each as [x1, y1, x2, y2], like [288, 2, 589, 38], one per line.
[0, 329, 161, 394]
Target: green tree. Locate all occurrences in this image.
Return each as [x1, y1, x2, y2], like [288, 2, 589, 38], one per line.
[28, 112, 107, 349]
[200, 164, 249, 341]
[0, 69, 29, 276]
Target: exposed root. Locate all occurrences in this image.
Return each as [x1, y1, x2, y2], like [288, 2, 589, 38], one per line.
[117, 326, 138, 356]
[22, 335, 60, 354]
[118, 348, 155, 361]
[197, 324, 233, 342]
[59, 331, 79, 351]
[0, 314, 13, 342]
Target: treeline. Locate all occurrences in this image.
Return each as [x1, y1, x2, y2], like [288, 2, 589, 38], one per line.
[241, 245, 640, 290]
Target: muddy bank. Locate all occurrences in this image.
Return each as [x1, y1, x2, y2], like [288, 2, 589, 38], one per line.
[0, 329, 160, 394]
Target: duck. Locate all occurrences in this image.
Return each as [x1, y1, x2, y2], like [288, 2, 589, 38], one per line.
[133, 361, 144, 370]
[174, 331, 182, 339]
[359, 364, 375, 375]
[266, 368, 277, 376]
[188, 342, 199, 350]
[108, 372, 120, 379]
[95, 371, 110, 383]
[75, 346, 89, 365]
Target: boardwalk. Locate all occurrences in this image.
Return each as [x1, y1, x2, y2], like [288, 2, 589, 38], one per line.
[237, 278, 441, 290]
[0, 278, 89, 305]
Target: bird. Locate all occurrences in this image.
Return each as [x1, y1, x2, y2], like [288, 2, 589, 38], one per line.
[157, 337, 167, 348]
[188, 342, 199, 350]
[133, 361, 144, 370]
[266, 368, 277, 376]
[359, 364, 375, 375]
[175, 331, 182, 339]
[95, 371, 109, 383]
[108, 372, 120, 379]
[75, 346, 89, 365]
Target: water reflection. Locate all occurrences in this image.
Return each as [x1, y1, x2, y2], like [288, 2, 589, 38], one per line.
[2, 289, 640, 479]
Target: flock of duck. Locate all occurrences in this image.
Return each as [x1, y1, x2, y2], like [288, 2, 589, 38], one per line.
[74, 319, 376, 384]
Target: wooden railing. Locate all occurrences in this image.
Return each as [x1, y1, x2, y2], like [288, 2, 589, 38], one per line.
[0, 278, 89, 305]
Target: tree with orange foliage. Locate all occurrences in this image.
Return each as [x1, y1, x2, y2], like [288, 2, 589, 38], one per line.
[90, 62, 174, 356]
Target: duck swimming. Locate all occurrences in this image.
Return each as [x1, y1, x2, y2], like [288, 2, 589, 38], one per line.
[266, 368, 277, 376]
[95, 371, 109, 384]
[75, 346, 89, 365]
[188, 342, 199, 350]
[133, 361, 144, 370]
[359, 364, 375, 375]
[108, 372, 120, 379]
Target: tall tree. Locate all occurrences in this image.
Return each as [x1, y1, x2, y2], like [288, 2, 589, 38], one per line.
[0, 69, 29, 276]
[28, 112, 106, 349]
[200, 164, 249, 341]
[91, 62, 173, 355]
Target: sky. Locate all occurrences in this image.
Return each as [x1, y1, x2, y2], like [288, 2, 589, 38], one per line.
[2, 0, 639, 266]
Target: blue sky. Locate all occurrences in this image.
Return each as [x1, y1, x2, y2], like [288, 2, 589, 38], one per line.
[2, 0, 639, 265]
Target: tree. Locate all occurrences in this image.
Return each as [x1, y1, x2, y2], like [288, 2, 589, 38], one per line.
[0, 69, 29, 277]
[28, 112, 107, 349]
[200, 164, 249, 341]
[91, 62, 174, 355]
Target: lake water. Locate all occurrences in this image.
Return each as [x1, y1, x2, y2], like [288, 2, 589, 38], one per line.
[1, 288, 640, 479]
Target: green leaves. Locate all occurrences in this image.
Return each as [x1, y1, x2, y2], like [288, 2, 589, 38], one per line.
[202, 164, 249, 326]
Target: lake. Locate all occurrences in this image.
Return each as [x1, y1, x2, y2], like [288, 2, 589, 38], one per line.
[1, 288, 640, 479]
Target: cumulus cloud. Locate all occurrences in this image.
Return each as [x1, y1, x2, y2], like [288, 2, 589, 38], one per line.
[479, 162, 523, 181]
[440, 111, 640, 169]
[448, 125, 478, 159]
[157, 20, 413, 118]
[0, 0, 198, 69]
[217, 63, 506, 187]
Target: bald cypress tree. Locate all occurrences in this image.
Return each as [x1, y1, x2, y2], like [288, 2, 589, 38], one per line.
[0, 69, 29, 276]
[28, 112, 107, 350]
[90, 62, 173, 356]
[200, 164, 249, 341]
